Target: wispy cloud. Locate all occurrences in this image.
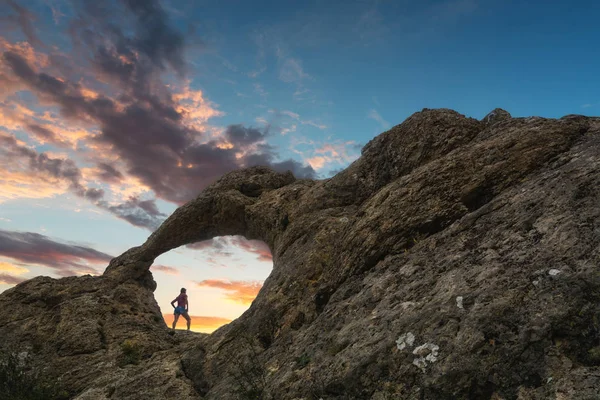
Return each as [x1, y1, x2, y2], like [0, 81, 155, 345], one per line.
[294, 138, 362, 173]
[0, 229, 112, 276]
[268, 109, 326, 132]
[3, 0, 44, 47]
[368, 109, 390, 130]
[281, 111, 300, 120]
[302, 120, 327, 130]
[253, 83, 268, 97]
[247, 66, 266, 78]
[187, 235, 272, 263]
[279, 58, 311, 83]
[151, 264, 180, 275]
[195, 279, 263, 305]
[581, 102, 599, 109]
[0, 273, 26, 285]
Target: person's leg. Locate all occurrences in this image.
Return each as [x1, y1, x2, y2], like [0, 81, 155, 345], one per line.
[172, 313, 180, 329]
[183, 312, 191, 331]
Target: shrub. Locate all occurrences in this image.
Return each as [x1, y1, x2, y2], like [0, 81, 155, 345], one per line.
[118, 339, 142, 367]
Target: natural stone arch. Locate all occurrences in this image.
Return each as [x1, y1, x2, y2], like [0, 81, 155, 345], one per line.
[103, 166, 297, 287]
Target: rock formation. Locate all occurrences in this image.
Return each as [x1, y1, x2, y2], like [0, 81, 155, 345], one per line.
[2, 108, 600, 399]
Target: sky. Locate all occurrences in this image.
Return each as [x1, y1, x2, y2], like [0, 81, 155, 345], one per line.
[0, 0, 599, 333]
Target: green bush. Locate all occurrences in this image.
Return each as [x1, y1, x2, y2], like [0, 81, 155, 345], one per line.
[0, 350, 69, 400]
[118, 339, 142, 367]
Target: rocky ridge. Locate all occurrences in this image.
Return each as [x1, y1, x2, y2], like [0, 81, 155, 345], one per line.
[1, 108, 600, 399]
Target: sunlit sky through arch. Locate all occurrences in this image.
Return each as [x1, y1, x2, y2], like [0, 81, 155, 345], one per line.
[1, 0, 599, 332]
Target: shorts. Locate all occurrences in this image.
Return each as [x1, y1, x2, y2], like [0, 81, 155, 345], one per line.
[174, 306, 187, 315]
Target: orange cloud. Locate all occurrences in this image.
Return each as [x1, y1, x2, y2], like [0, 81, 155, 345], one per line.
[0, 261, 28, 275]
[297, 140, 361, 171]
[162, 314, 232, 333]
[173, 81, 224, 130]
[307, 156, 327, 170]
[195, 279, 263, 305]
[0, 39, 49, 69]
[0, 168, 69, 203]
[0, 100, 93, 147]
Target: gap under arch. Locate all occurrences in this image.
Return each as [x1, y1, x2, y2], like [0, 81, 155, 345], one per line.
[149, 235, 273, 333]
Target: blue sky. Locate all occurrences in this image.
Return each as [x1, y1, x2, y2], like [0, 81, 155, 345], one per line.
[0, 0, 598, 331]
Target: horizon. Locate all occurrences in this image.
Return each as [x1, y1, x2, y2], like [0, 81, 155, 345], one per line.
[1, 0, 599, 333]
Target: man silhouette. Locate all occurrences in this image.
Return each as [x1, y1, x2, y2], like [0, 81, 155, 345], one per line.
[170, 288, 191, 330]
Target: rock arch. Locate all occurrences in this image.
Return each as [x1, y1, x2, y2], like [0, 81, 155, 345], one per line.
[104, 166, 297, 287]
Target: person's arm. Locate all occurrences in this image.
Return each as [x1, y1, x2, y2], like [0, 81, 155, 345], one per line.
[185, 297, 189, 312]
[170, 298, 177, 308]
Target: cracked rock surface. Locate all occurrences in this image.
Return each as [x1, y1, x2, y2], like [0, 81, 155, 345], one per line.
[2, 108, 600, 399]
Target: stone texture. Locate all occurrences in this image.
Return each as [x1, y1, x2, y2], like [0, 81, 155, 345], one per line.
[2, 108, 600, 399]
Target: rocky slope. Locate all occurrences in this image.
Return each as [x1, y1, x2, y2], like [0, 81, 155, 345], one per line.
[2, 108, 600, 399]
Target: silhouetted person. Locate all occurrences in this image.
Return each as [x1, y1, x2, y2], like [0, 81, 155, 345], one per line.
[171, 288, 191, 330]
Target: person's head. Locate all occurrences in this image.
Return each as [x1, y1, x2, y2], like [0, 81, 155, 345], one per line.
[180, 288, 186, 294]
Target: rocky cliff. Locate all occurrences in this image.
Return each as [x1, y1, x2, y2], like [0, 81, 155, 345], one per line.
[2, 108, 600, 399]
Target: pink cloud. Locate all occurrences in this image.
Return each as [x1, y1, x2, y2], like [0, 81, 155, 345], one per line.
[151, 264, 180, 275]
[195, 279, 263, 305]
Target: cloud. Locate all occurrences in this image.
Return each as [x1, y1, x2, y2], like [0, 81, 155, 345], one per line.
[1, 0, 316, 224]
[279, 110, 300, 120]
[368, 109, 390, 130]
[228, 236, 272, 262]
[97, 196, 166, 230]
[186, 238, 228, 251]
[195, 279, 263, 305]
[268, 109, 326, 132]
[293, 87, 310, 100]
[0, 261, 28, 275]
[2, 0, 44, 47]
[293, 140, 361, 173]
[0, 261, 28, 285]
[224, 125, 267, 147]
[279, 58, 310, 83]
[302, 120, 327, 130]
[0, 229, 113, 276]
[0, 273, 26, 285]
[244, 153, 316, 178]
[280, 124, 297, 136]
[247, 66, 266, 78]
[151, 264, 179, 275]
[0, 131, 95, 198]
[0, 131, 165, 229]
[254, 83, 268, 97]
[96, 163, 125, 184]
[162, 314, 231, 333]
[186, 236, 272, 263]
